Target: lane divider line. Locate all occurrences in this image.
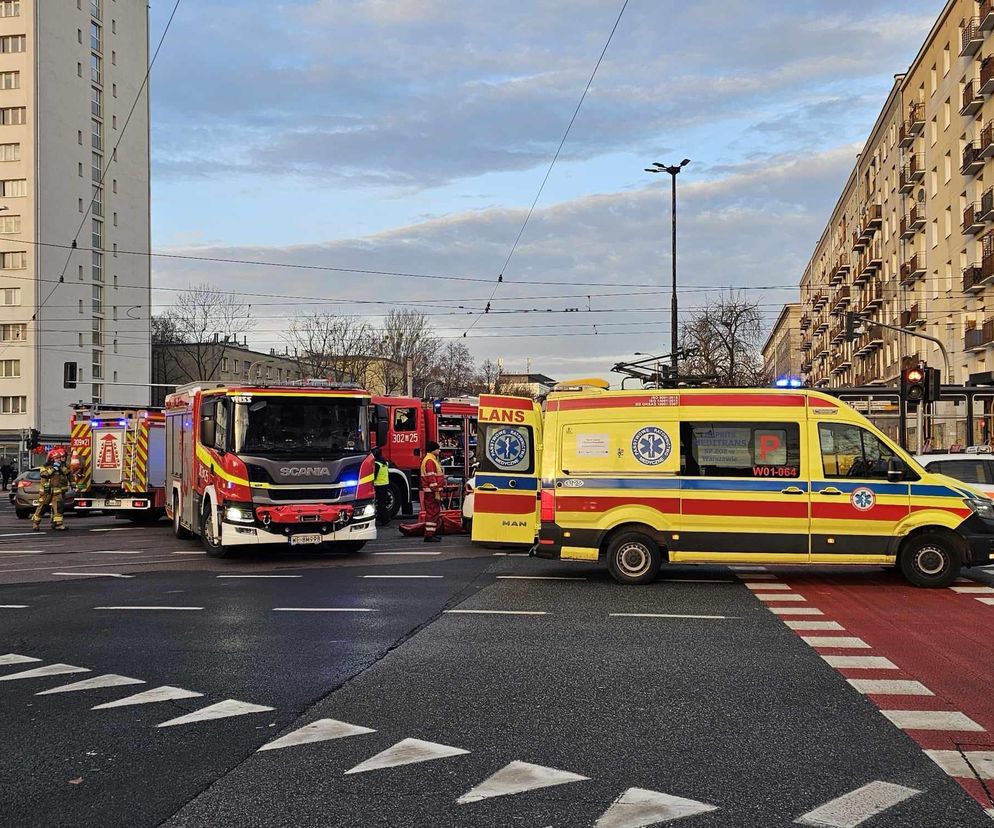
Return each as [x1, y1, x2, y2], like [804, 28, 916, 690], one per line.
[822, 655, 899, 670]
[0, 604, 28, 608]
[362, 575, 444, 580]
[496, 576, 587, 581]
[216, 575, 303, 579]
[93, 606, 203, 611]
[272, 608, 376, 613]
[444, 610, 547, 616]
[52, 572, 135, 579]
[610, 613, 735, 620]
[756, 593, 807, 602]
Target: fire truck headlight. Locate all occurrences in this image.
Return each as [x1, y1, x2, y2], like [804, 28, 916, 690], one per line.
[225, 505, 255, 524]
[355, 503, 376, 520]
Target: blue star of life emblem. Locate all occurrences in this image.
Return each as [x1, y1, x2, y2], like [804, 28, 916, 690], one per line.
[487, 427, 527, 468]
[851, 487, 875, 512]
[631, 426, 672, 466]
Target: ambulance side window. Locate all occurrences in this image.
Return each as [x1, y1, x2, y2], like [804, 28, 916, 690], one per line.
[818, 423, 909, 480]
[680, 421, 801, 478]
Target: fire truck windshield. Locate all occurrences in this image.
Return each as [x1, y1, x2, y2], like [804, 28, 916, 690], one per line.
[233, 396, 368, 457]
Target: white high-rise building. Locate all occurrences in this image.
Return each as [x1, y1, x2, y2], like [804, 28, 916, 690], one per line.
[0, 0, 149, 462]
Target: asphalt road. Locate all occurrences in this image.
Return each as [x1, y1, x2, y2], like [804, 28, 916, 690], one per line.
[2, 497, 994, 827]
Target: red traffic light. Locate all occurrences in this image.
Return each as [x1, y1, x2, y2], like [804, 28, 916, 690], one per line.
[905, 368, 924, 383]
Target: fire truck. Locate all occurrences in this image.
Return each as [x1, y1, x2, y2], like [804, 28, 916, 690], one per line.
[165, 381, 377, 557]
[69, 405, 167, 520]
[371, 396, 478, 518]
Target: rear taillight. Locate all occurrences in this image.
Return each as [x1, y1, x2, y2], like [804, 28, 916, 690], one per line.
[18, 480, 31, 489]
[540, 489, 555, 523]
[356, 454, 375, 500]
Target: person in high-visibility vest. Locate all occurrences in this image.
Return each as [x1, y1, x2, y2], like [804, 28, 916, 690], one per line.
[420, 441, 445, 542]
[32, 447, 72, 532]
[372, 447, 391, 526]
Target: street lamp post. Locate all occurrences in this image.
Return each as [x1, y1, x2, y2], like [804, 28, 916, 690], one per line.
[644, 159, 690, 376]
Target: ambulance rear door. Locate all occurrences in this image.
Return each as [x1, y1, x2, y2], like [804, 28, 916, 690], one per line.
[471, 395, 542, 545]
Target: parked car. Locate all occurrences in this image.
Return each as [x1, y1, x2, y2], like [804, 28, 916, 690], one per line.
[11, 470, 77, 520]
[915, 453, 994, 500]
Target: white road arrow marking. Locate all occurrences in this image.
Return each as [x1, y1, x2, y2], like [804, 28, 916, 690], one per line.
[593, 787, 718, 827]
[794, 781, 920, 827]
[37, 674, 145, 695]
[457, 760, 589, 804]
[157, 699, 275, 727]
[0, 663, 90, 682]
[344, 738, 469, 775]
[0, 653, 40, 666]
[92, 685, 203, 709]
[258, 718, 375, 752]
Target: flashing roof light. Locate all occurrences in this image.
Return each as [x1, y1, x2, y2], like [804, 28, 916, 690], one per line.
[775, 376, 804, 389]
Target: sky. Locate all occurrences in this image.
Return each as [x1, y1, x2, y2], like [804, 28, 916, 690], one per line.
[146, 0, 943, 381]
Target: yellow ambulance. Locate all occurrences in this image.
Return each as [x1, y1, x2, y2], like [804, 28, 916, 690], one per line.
[470, 386, 994, 587]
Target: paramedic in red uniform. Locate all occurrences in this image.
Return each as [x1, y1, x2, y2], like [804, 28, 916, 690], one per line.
[420, 441, 445, 542]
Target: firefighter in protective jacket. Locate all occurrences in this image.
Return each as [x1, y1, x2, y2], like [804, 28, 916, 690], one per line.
[420, 441, 445, 542]
[32, 447, 73, 531]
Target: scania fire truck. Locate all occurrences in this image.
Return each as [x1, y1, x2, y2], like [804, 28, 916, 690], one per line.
[371, 396, 478, 518]
[165, 381, 377, 557]
[70, 405, 167, 520]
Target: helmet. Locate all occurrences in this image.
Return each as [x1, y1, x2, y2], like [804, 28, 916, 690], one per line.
[47, 447, 67, 463]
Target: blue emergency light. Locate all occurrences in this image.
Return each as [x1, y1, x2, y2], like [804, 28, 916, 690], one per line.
[774, 376, 804, 389]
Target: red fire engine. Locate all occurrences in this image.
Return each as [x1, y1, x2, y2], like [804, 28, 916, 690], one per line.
[166, 381, 377, 557]
[70, 405, 167, 520]
[371, 396, 478, 518]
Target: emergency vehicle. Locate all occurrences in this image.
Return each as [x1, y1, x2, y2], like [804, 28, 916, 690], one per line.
[165, 381, 377, 557]
[69, 405, 167, 520]
[470, 385, 994, 587]
[371, 395, 477, 518]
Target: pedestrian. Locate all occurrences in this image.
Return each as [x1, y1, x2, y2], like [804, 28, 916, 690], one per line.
[419, 440, 445, 543]
[32, 447, 72, 532]
[372, 447, 391, 526]
[0, 462, 11, 491]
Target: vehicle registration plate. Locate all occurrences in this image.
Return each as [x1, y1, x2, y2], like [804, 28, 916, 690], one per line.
[105, 499, 121, 507]
[290, 533, 323, 546]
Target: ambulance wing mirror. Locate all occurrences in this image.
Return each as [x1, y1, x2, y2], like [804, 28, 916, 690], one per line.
[886, 457, 906, 483]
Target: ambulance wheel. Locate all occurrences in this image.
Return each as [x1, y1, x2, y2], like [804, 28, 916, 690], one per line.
[606, 531, 662, 585]
[201, 507, 232, 558]
[173, 495, 192, 540]
[899, 531, 961, 588]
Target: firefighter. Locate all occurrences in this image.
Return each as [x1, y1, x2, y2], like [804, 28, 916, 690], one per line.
[32, 447, 72, 532]
[372, 447, 391, 526]
[420, 440, 445, 543]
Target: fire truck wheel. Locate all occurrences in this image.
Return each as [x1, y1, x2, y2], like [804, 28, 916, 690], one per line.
[385, 483, 404, 520]
[173, 496, 192, 540]
[605, 530, 662, 585]
[200, 507, 232, 558]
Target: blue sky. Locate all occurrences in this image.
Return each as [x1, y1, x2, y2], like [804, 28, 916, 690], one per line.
[147, 0, 941, 378]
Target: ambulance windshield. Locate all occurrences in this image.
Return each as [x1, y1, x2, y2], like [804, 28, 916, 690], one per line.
[233, 396, 368, 457]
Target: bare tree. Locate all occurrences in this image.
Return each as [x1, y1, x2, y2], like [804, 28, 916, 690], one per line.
[427, 341, 477, 398]
[376, 309, 441, 395]
[473, 359, 502, 394]
[680, 292, 766, 386]
[288, 313, 379, 387]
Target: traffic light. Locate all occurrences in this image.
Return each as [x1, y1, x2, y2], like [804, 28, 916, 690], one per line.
[923, 367, 941, 403]
[901, 366, 926, 403]
[25, 428, 40, 450]
[844, 312, 859, 342]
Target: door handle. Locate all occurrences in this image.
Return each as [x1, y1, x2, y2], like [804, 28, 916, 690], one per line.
[820, 487, 843, 496]
[780, 486, 805, 495]
[477, 483, 498, 491]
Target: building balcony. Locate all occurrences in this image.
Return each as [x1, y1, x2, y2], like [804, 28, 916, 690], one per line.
[901, 304, 925, 329]
[815, 315, 829, 334]
[800, 360, 812, 374]
[981, 188, 994, 221]
[898, 122, 914, 149]
[859, 204, 882, 239]
[799, 313, 811, 331]
[963, 79, 984, 115]
[861, 280, 884, 311]
[963, 18, 984, 56]
[966, 327, 986, 352]
[900, 253, 926, 286]
[900, 204, 924, 238]
[963, 142, 985, 177]
[964, 263, 985, 293]
[800, 340, 812, 354]
[981, 121, 994, 158]
[965, 202, 987, 235]
[813, 292, 828, 311]
[831, 285, 851, 314]
[982, 0, 994, 31]
[899, 155, 925, 192]
[830, 260, 850, 286]
[830, 324, 846, 346]
[984, 318, 994, 346]
[908, 101, 926, 135]
[983, 56, 994, 94]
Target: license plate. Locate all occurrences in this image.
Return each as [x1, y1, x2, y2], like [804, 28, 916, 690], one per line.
[290, 533, 323, 546]
[105, 499, 121, 507]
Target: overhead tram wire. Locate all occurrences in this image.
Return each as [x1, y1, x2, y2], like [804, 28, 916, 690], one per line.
[462, 0, 632, 337]
[32, 0, 184, 322]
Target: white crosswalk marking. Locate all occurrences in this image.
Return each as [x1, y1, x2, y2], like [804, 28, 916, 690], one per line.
[157, 699, 275, 727]
[344, 738, 469, 775]
[92, 686, 203, 709]
[0, 663, 90, 682]
[258, 718, 375, 752]
[457, 761, 589, 804]
[785, 621, 844, 631]
[822, 655, 898, 670]
[0, 653, 40, 666]
[925, 750, 994, 779]
[593, 787, 718, 827]
[757, 593, 806, 602]
[769, 607, 824, 616]
[794, 781, 920, 827]
[36, 674, 145, 695]
[745, 583, 792, 590]
[951, 585, 994, 594]
[801, 636, 869, 649]
[881, 710, 985, 731]
[979, 597, 994, 606]
[846, 679, 932, 696]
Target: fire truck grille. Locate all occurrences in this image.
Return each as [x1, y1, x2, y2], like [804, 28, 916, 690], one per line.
[263, 488, 343, 502]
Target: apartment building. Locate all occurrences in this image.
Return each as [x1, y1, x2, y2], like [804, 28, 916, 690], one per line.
[0, 0, 150, 456]
[761, 303, 802, 379]
[791, 0, 994, 399]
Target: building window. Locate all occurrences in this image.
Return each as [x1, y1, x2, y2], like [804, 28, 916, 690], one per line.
[0, 215, 18, 234]
[111, 19, 116, 34]
[0, 179, 25, 197]
[78, 62, 83, 78]
[0, 251, 25, 269]
[90, 21, 101, 52]
[111, 50, 115, 66]
[92, 316, 102, 346]
[78, 299, 84, 314]
[92, 284, 103, 313]
[91, 185, 103, 217]
[112, 114, 116, 130]
[0, 287, 19, 305]
[0, 144, 17, 162]
[91, 0, 101, 20]
[0, 395, 27, 414]
[0, 71, 19, 89]
[91, 53, 101, 85]
[0, 2, 20, 18]
[0, 107, 26, 126]
[92, 151, 102, 182]
[944, 152, 951, 183]
[0, 323, 26, 341]
[91, 86, 102, 118]
[221, 357, 229, 373]
[943, 43, 951, 76]
[91, 350, 102, 380]
[111, 305, 116, 320]
[112, 274, 117, 289]
[92, 384, 102, 405]
[92, 250, 103, 281]
[91, 119, 102, 151]
[0, 359, 20, 377]
[0, 35, 26, 53]
[91, 218, 103, 249]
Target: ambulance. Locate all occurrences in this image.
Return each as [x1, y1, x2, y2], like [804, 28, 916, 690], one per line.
[470, 385, 994, 587]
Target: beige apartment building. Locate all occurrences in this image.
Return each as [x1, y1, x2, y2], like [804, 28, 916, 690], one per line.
[762, 303, 802, 379]
[791, 0, 994, 396]
[0, 0, 150, 458]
